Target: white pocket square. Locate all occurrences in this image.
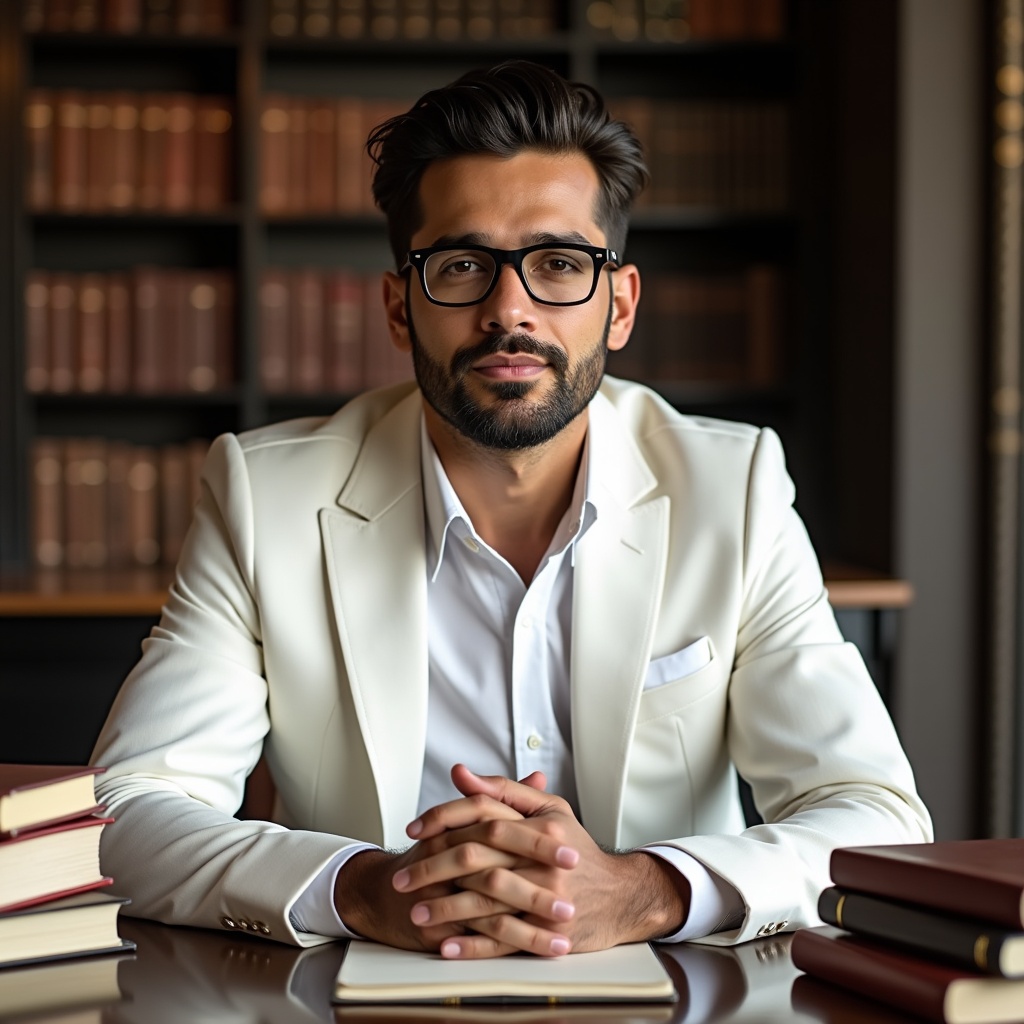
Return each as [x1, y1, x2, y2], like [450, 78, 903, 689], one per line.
[644, 636, 714, 690]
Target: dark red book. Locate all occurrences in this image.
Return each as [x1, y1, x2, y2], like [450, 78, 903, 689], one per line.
[47, 274, 77, 394]
[259, 94, 290, 214]
[831, 840, 1024, 930]
[76, 273, 107, 392]
[132, 266, 165, 393]
[325, 269, 364, 392]
[126, 446, 160, 566]
[163, 92, 197, 211]
[105, 273, 132, 392]
[85, 94, 114, 211]
[24, 270, 49, 393]
[53, 90, 88, 211]
[24, 89, 54, 211]
[0, 817, 113, 914]
[0, 766, 104, 839]
[335, 97, 364, 214]
[108, 91, 139, 210]
[194, 97, 233, 210]
[307, 99, 337, 212]
[290, 268, 325, 392]
[793, 925, 1024, 1024]
[287, 98, 309, 214]
[259, 270, 290, 393]
[30, 439, 64, 569]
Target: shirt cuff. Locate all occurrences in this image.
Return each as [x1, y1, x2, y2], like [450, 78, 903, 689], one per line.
[643, 845, 745, 941]
[289, 843, 380, 938]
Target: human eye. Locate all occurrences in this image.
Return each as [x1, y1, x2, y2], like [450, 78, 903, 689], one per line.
[435, 250, 489, 277]
[531, 248, 588, 277]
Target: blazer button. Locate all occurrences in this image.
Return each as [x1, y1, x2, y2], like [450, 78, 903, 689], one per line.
[776, 920, 789, 932]
[237, 917, 253, 931]
[253, 920, 271, 935]
[221, 916, 237, 930]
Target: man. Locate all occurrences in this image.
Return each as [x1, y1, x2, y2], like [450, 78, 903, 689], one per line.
[91, 61, 931, 958]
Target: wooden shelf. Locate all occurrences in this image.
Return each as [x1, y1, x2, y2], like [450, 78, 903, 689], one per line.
[0, 562, 912, 617]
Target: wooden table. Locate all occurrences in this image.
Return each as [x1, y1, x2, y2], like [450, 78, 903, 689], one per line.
[2, 919, 923, 1022]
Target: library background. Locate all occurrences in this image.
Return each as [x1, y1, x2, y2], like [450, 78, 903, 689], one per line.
[0, 1, 1009, 841]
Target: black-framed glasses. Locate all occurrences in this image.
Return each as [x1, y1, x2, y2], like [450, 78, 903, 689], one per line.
[401, 242, 620, 307]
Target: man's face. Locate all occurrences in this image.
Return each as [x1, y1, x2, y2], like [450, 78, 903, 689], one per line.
[384, 150, 638, 451]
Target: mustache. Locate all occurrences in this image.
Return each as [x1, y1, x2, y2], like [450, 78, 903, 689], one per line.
[450, 334, 570, 376]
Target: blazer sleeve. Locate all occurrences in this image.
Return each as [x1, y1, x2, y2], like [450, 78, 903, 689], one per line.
[91, 433, 358, 947]
[657, 427, 933, 945]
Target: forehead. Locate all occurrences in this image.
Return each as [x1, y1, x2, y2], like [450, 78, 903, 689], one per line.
[413, 150, 606, 248]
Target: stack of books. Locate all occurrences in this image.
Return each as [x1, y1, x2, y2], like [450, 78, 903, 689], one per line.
[0, 764, 134, 970]
[792, 840, 1024, 1023]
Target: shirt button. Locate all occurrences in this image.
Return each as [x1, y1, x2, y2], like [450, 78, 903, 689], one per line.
[527, 734, 542, 750]
[462, 537, 479, 552]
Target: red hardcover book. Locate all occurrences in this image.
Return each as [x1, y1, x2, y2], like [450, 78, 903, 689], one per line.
[268, 0, 300, 37]
[287, 98, 310, 214]
[199, 0, 231, 32]
[325, 269, 364, 392]
[48, 274, 77, 394]
[792, 925, 1024, 1024]
[137, 93, 168, 210]
[63, 438, 108, 569]
[0, 818, 113, 915]
[290, 268, 325, 392]
[127, 447, 160, 566]
[53, 90, 88, 211]
[103, 0, 143, 33]
[303, 0, 333, 36]
[85, 94, 114, 211]
[132, 266, 164, 393]
[182, 272, 218, 392]
[43, 0, 75, 33]
[831, 840, 1024, 931]
[106, 441, 133, 568]
[307, 99, 337, 212]
[259, 270, 290, 392]
[175, 0, 204, 34]
[105, 273, 132, 392]
[335, 97, 364, 214]
[25, 89, 55, 211]
[163, 92, 197, 211]
[0, 766, 104, 839]
[76, 273, 107, 392]
[30, 439, 64, 569]
[108, 92, 139, 210]
[259, 94, 291, 214]
[24, 270, 50, 393]
[336, 0, 367, 37]
[194, 96, 233, 210]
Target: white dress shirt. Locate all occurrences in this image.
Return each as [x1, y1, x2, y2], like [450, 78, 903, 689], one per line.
[290, 413, 743, 940]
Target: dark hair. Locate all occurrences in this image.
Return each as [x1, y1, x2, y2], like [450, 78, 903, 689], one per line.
[367, 60, 649, 266]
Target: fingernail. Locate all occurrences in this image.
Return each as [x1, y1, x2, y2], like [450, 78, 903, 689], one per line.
[550, 938, 571, 956]
[407, 819, 423, 838]
[441, 940, 461, 958]
[393, 869, 410, 891]
[552, 900, 575, 921]
[410, 904, 430, 925]
[555, 846, 579, 868]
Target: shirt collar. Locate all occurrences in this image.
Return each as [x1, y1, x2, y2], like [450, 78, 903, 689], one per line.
[420, 413, 600, 582]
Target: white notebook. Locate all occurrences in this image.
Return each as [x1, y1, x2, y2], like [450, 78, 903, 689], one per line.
[333, 941, 677, 1004]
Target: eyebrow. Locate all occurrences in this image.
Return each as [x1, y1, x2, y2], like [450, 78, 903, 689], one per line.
[429, 230, 596, 248]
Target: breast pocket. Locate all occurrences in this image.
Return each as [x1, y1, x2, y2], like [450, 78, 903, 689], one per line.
[644, 636, 713, 690]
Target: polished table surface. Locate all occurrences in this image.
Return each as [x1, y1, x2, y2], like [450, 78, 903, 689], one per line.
[0, 919, 928, 1023]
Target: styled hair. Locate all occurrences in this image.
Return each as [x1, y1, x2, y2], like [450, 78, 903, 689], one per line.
[367, 60, 649, 266]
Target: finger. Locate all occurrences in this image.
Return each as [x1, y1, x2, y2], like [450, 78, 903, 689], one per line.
[408, 792, 524, 840]
[416, 818, 579, 873]
[393, 841, 519, 893]
[519, 770, 547, 791]
[409, 888, 517, 927]
[440, 915, 572, 959]
[450, 764, 566, 817]
[455, 865, 576, 923]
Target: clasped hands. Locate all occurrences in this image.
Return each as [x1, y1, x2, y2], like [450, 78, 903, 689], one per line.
[335, 763, 687, 959]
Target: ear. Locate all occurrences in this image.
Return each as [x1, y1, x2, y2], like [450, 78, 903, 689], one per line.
[606, 264, 640, 353]
[383, 271, 411, 352]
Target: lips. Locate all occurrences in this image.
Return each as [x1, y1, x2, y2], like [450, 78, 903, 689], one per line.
[473, 355, 547, 369]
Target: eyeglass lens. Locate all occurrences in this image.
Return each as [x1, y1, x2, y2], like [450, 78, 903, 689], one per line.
[422, 248, 597, 304]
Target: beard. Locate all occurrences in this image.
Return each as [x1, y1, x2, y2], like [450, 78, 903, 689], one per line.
[407, 307, 611, 451]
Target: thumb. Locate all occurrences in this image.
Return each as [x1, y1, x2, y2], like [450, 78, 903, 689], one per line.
[450, 764, 555, 814]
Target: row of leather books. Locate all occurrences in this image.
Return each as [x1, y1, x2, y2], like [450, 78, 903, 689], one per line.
[268, 0, 558, 42]
[23, 0, 233, 35]
[792, 840, 1024, 1024]
[259, 95, 408, 216]
[586, 0, 786, 42]
[24, 267, 234, 395]
[0, 765, 134, 980]
[260, 268, 412, 394]
[608, 266, 783, 386]
[611, 98, 791, 211]
[25, 89, 234, 214]
[31, 435, 208, 569]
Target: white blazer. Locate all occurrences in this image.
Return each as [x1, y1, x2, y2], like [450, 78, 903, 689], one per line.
[92, 377, 932, 947]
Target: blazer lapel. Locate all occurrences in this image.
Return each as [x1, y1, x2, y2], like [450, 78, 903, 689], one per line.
[571, 393, 670, 846]
[320, 391, 428, 849]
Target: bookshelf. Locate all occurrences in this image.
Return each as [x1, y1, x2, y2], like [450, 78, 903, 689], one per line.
[0, 2, 904, 704]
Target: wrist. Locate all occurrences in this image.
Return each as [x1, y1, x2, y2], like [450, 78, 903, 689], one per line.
[333, 848, 394, 940]
[620, 851, 690, 942]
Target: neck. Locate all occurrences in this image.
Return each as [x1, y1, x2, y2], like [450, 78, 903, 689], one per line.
[424, 404, 587, 583]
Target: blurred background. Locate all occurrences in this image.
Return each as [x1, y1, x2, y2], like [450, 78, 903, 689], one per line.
[0, 0, 1007, 843]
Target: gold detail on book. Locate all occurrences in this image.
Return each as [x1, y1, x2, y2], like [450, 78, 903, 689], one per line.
[974, 934, 990, 971]
[998, 65, 1024, 96]
[834, 894, 846, 928]
[998, 99, 1024, 131]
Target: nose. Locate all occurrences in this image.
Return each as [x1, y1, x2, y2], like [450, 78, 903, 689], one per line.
[477, 262, 539, 335]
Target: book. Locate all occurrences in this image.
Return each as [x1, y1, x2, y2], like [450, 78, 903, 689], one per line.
[792, 925, 1024, 1024]
[830, 840, 1024, 930]
[333, 941, 677, 1004]
[819, 885, 1024, 978]
[0, 764, 104, 838]
[31, 439, 64, 568]
[0, 891, 133, 969]
[0, 816, 112, 913]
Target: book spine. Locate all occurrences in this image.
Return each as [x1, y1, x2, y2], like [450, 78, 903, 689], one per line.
[287, 98, 309, 214]
[164, 92, 197, 211]
[24, 270, 49, 393]
[291, 268, 325, 392]
[30, 439, 64, 568]
[132, 266, 164, 393]
[53, 90, 88, 211]
[85, 93, 114, 211]
[325, 268, 364, 392]
[48, 274, 77, 394]
[260, 94, 291, 214]
[137, 94, 168, 210]
[103, 0, 143, 33]
[106, 441, 133, 568]
[335, 97, 364, 214]
[127, 447, 160, 566]
[336, 0, 367, 37]
[24, 89, 54, 211]
[307, 100, 337, 212]
[259, 270, 290, 392]
[109, 92, 139, 210]
[76, 273, 107, 392]
[303, 0, 334, 36]
[819, 887, 1023, 978]
[268, 0, 300, 37]
[182, 272, 219, 392]
[159, 444, 190, 566]
[194, 97, 233, 210]
[105, 273, 132, 392]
